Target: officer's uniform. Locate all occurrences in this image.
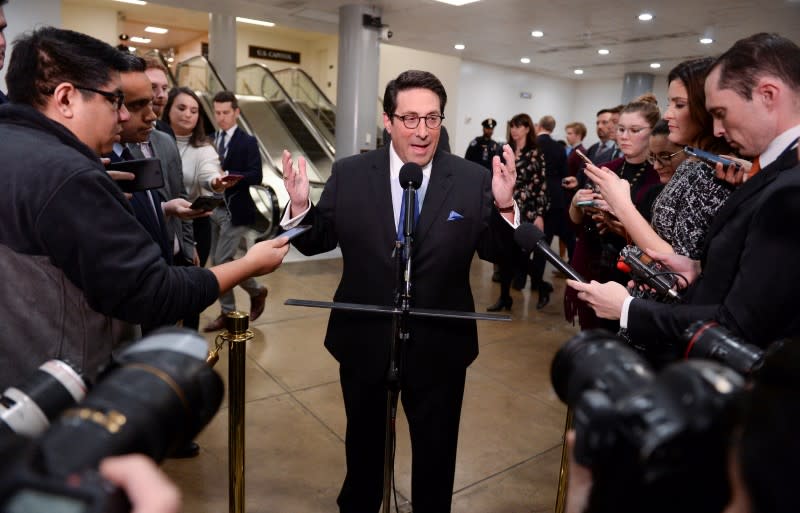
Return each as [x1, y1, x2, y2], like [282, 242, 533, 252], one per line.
[464, 118, 500, 171]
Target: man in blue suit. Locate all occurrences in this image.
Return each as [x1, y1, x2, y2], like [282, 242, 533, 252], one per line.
[203, 90, 269, 332]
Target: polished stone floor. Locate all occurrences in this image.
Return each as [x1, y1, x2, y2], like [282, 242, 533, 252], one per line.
[163, 252, 577, 513]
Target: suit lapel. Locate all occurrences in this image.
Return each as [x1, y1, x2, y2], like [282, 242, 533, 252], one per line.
[415, 151, 453, 246]
[126, 143, 144, 160]
[367, 147, 397, 249]
[704, 142, 799, 248]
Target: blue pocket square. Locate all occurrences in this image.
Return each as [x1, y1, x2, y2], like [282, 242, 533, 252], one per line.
[447, 210, 464, 221]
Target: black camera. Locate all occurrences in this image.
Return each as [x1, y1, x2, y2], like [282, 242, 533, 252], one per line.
[682, 320, 767, 376]
[0, 328, 224, 513]
[617, 245, 681, 303]
[552, 329, 745, 513]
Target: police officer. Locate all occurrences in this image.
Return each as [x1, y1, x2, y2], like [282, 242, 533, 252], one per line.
[464, 118, 500, 170]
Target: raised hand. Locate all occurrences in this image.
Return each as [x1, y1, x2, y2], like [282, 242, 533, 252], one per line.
[282, 150, 310, 216]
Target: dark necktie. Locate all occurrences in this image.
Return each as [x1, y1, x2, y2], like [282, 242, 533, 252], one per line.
[396, 191, 420, 244]
[217, 131, 227, 163]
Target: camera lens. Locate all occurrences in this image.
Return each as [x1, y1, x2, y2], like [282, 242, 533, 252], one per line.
[551, 329, 653, 407]
[33, 328, 223, 476]
[0, 360, 86, 438]
[683, 321, 764, 375]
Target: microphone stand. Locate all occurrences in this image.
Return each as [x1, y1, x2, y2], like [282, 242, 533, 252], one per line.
[382, 184, 417, 513]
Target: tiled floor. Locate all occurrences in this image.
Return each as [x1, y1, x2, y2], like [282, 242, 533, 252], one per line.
[163, 254, 577, 513]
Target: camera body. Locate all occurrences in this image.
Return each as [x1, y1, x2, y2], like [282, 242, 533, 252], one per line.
[552, 329, 752, 513]
[0, 328, 224, 513]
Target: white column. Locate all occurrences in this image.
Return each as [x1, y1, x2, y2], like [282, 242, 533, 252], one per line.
[0, 0, 62, 88]
[208, 13, 237, 91]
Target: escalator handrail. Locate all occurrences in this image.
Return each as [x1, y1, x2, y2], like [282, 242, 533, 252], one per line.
[273, 67, 336, 111]
[239, 63, 335, 160]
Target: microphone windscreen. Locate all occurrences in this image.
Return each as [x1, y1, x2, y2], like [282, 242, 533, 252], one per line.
[514, 223, 546, 252]
[399, 162, 423, 190]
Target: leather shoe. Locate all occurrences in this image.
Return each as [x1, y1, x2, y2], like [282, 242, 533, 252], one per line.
[537, 282, 554, 310]
[202, 314, 226, 333]
[249, 287, 269, 321]
[169, 441, 200, 459]
[487, 296, 512, 312]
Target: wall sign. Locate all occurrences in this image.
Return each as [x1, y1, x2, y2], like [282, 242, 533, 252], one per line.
[248, 45, 301, 64]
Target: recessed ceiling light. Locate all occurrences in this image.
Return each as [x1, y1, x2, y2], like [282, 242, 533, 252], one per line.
[129, 36, 151, 44]
[454, 44, 465, 50]
[638, 12, 654, 21]
[113, 0, 147, 4]
[531, 30, 544, 38]
[520, 57, 531, 64]
[650, 62, 661, 69]
[128, 46, 137, 52]
[574, 69, 584, 75]
[144, 26, 168, 34]
[598, 49, 610, 55]
[700, 37, 714, 44]
[236, 17, 276, 27]
[432, 0, 481, 5]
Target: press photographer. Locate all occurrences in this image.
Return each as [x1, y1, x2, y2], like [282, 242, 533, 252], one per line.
[0, 328, 223, 513]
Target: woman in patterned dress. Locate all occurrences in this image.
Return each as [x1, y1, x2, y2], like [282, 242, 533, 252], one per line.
[487, 113, 549, 311]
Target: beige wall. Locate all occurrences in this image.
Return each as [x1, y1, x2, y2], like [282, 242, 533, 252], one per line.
[378, 44, 463, 144]
[62, 3, 119, 47]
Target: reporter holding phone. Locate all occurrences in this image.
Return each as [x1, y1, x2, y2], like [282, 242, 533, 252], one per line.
[564, 94, 660, 331]
[164, 87, 235, 268]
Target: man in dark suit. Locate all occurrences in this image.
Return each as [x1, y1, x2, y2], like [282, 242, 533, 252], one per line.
[203, 90, 268, 332]
[529, 115, 573, 308]
[567, 32, 800, 360]
[281, 70, 518, 513]
[585, 108, 619, 165]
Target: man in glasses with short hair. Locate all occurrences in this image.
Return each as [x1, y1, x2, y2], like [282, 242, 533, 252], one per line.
[280, 70, 519, 513]
[0, 27, 289, 389]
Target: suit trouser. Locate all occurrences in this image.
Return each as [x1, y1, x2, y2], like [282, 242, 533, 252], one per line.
[337, 365, 466, 513]
[209, 207, 263, 313]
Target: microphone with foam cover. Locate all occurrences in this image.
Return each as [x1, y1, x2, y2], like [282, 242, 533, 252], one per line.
[399, 163, 423, 238]
[514, 224, 586, 283]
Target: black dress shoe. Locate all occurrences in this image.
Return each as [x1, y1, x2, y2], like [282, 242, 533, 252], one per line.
[487, 297, 512, 312]
[169, 441, 200, 459]
[536, 282, 554, 310]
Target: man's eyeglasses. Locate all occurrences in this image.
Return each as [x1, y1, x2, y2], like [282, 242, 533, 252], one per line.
[74, 85, 126, 111]
[391, 114, 444, 130]
[647, 148, 685, 166]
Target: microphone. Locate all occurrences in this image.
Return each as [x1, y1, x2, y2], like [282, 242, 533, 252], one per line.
[514, 224, 586, 283]
[399, 162, 423, 238]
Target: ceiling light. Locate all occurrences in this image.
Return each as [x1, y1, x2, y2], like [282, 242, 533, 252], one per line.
[574, 69, 584, 75]
[520, 57, 530, 64]
[235, 17, 276, 27]
[128, 46, 137, 52]
[432, 0, 481, 5]
[454, 43, 465, 50]
[598, 49, 610, 55]
[113, 0, 147, 4]
[650, 62, 661, 69]
[129, 36, 151, 44]
[144, 26, 168, 34]
[638, 12, 653, 21]
[700, 37, 714, 44]
[531, 30, 544, 38]
[167, 57, 174, 63]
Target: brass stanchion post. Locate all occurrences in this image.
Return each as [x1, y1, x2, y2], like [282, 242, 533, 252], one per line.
[209, 312, 253, 513]
[554, 408, 574, 513]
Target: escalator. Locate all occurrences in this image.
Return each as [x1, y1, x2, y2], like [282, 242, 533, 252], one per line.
[273, 67, 336, 148]
[173, 56, 325, 237]
[237, 64, 333, 180]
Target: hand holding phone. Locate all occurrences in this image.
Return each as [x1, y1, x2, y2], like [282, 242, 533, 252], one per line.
[274, 224, 312, 242]
[684, 146, 741, 171]
[107, 158, 165, 193]
[189, 196, 225, 212]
